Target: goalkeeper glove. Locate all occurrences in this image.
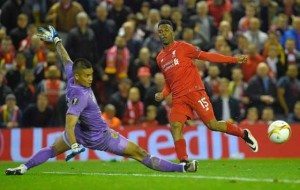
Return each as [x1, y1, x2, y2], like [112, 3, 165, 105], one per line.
[65, 143, 85, 161]
[36, 25, 61, 45]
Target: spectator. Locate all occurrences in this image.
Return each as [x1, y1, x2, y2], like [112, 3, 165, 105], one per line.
[205, 64, 221, 98]
[142, 8, 161, 36]
[263, 31, 285, 66]
[18, 24, 37, 52]
[34, 51, 57, 84]
[38, 65, 66, 108]
[24, 35, 47, 69]
[119, 21, 143, 59]
[46, 0, 84, 34]
[233, 34, 249, 55]
[22, 92, 54, 127]
[265, 45, 285, 79]
[157, 94, 172, 125]
[218, 21, 235, 49]
[143, 27, 162, 59]
[144, 72, 165, 108]
[128, 47, 158, 83]
[109, 78, 132, 118]
[101, 104, 122, 130]
[243, 17, 268, 52]
[0, 0, 31, 33]
[14, 69, 36, 111]
[242, 43, 264, 82]
[135, 2, 151, 26]
[134, 66, 155, 102]
[212, 78, 241, 122]
[190, 1, 215, 44]
[9, 14, 28, 50]
[284, 38, 300, 65]
[287, 101, 300, 123]
[53, 93, 67, 126]
[105, 35, 130, 80]
[108, 0, 131, 30]
[256, 0, 278, 33]
[123, 87, 144, 125]
[261, 107, 275, 125]
[239, 107, 261, 127]
[281, 16, 300, 51]
[0, 94, 21, 128]
[229, 67, 249, 116]
[141, 105, 158, 127]
[238, 2, 256, 32]
[0, 71, 13, 105]
[0, 37, 16, 70]
[90, 4, 117, 60]
[207, 0, 232, 27]
[171, 8, 184, 38]
[277, 64, 300, 115]
[182, 0, 197, 24]
[65, 11, 97, 64]
[246, 62, 277, 112]
[160, 4, 172, 21]
[5, 52, 27, 91]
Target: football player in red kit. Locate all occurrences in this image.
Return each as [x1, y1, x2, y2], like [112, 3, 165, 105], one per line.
[155, 20, 258, 164]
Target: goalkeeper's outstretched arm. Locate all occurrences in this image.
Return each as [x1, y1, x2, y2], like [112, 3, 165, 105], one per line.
[55, 41, 72, 65]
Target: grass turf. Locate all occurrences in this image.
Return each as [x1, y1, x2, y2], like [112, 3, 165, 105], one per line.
[0, 159, 300, 190]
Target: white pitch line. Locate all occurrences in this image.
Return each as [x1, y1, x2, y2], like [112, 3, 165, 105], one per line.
[43, 171, 300, 184]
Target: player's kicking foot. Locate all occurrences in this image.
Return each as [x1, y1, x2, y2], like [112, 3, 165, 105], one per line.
[182, 160, 198, 172]
[243, 129, 258, 152]
[5, 164, 27, 175]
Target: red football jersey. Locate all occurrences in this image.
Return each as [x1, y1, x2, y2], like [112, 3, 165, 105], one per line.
[156, 41, 237, 98]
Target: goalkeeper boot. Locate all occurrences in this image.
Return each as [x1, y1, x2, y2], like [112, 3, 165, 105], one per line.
[183, 160, 198, 172]
[243, 129, 259, 152]
[5, 164, 27, 175]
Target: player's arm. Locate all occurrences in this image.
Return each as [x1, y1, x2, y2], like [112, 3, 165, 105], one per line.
[184, 42, 247, 64]
[65, 114, 79, 146]
[55, 40, 72, 65]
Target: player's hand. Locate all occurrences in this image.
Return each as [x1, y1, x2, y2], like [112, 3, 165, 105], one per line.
[36, 25, 61, 44]
[155, 92, 164, 102]
[235, 55, 248, 64]
[65, 143, 85, 161]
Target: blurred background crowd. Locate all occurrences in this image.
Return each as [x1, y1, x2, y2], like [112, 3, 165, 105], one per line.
[0, 0, 299, 129]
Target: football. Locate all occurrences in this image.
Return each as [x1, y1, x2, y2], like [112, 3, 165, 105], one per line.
[268, 120, 291, 144]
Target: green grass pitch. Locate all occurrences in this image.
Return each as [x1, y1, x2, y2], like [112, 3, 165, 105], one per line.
[1, 159, 300, 190]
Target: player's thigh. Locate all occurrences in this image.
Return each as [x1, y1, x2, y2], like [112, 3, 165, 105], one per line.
[52, 134, 71, 156]
[169, 98, 193, 124]
[188, 91, 216, 124]
[103, 129, 147, 161]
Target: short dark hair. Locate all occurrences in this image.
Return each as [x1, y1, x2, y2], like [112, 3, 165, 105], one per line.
[73, 58, 92, 73]
[158, 19, 175, 31]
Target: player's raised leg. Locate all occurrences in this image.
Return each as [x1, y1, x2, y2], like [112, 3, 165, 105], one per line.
[190, 90, 258, 152]
[104, 129, 197, 172]
[5, 135, 70, 175]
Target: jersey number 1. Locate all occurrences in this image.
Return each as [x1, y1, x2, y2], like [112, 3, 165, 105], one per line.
[198, 97, 209, 111]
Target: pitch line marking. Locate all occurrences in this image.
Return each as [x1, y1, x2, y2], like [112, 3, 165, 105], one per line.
[43, 171, 300, 184]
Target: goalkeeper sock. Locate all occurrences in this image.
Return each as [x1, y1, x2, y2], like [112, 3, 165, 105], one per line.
[225, 121, 245, 138]
[141, 155, 184, 172]
[24, 147, 55, 169]
[174, 139, 188, 161]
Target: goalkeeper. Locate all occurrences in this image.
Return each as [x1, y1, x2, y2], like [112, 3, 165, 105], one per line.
[5, 26, 197, 175]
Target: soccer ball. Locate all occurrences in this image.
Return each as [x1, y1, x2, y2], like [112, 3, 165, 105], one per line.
[268, 120, 291, 144]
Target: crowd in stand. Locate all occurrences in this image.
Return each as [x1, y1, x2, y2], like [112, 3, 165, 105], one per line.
[0, 0, 300, 129]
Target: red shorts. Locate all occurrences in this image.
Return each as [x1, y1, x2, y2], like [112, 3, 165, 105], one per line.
[169, 90, 216, 124]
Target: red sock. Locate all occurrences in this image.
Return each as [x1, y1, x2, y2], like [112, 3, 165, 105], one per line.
[225, 121, 245, 138]
[174, 139, 188, 161]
